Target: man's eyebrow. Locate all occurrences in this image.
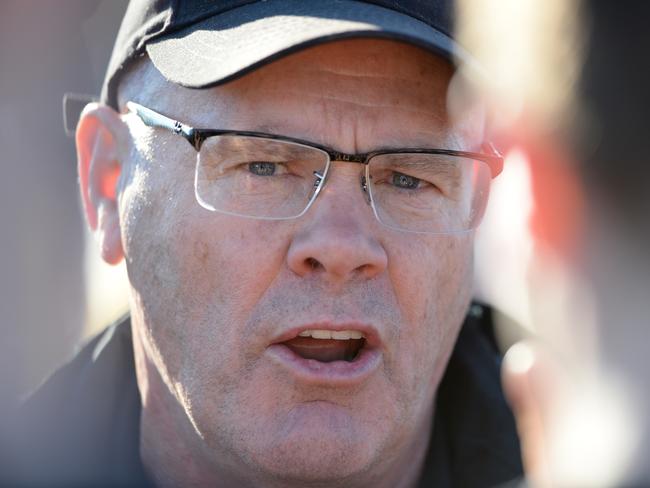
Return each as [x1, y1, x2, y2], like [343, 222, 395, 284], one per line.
[236, 121, 292, 135]
[233, 122, 329, 146]
[391, 155, 462, 176]
[375, 133, 468, 151]
[222, 121, 473, 153]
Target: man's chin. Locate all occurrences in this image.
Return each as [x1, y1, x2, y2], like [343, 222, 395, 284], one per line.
[243, 403, 381, 483]
[252, 439, 374, 484]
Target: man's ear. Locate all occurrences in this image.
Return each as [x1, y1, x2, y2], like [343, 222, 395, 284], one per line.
[76, 103, 127, 265]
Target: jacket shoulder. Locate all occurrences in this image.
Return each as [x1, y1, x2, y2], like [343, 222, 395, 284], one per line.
[7, 316, 143, 486]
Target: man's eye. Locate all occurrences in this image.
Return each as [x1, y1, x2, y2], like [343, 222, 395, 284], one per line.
[391, 172, 421, 189]
[248, 162, 277, 176]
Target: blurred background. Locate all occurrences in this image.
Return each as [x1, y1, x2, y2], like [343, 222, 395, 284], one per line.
[0, 0, 129, 414]
[459, 1, 650, 486]
[2, 1, 649, 486]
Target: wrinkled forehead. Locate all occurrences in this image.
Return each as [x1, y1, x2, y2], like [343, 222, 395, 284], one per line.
[119, 39, 486, 148]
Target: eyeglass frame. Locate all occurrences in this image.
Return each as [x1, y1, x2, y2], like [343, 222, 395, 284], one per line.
[126, 101, 503, 232]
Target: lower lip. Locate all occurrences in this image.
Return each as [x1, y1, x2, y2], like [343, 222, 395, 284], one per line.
[265, 343, 382, 386]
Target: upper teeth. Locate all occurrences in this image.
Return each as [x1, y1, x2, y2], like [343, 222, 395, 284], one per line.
[297, 329, 364, 340]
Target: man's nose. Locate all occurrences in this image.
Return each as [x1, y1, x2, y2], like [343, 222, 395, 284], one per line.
[287, 172, 388, 283]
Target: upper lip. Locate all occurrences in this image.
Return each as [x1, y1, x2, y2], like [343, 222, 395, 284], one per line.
[270, 322, 383, 349]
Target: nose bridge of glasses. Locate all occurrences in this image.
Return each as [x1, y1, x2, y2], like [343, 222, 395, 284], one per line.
[328, 150, 367, 164]
[316, 155, 371, 206]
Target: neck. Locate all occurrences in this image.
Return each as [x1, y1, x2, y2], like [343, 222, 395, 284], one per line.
[133, 324, 250, 487]
[140, 397, 251, 487]
[371, 407, 434, 488]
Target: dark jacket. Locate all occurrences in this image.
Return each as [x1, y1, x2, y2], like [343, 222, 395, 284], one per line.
[5, 304, 522, 487]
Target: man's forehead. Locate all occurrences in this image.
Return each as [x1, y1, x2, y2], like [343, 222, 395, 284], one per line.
[122, 40, 450, 102]
[121, 40, 484, 149]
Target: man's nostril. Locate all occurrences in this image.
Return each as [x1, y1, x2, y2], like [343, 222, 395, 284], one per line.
[306, 257, 321, 270]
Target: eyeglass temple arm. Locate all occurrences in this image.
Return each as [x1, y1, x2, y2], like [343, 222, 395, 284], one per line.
[126, 101, 200, 150]
[483, 141, 504, 177]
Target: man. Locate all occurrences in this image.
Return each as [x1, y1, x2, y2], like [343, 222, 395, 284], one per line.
[8, 1, 522, 486]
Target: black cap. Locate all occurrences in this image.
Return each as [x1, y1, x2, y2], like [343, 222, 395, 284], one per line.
[102, 0, 471, 109]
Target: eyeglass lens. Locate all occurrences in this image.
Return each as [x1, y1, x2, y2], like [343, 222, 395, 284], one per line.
[194, 135, 491, 233]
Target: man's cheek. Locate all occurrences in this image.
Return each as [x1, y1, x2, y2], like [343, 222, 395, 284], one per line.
[388, 236, 449, 299]
[160, 218, 289, 362]
[391, 238, 471, 382]
[174, 218, 283, 310]
[121, 184, 202, 372]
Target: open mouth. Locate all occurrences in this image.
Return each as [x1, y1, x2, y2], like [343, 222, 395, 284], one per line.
[267, 324, 381, 384]
[281, 329, 367, 363]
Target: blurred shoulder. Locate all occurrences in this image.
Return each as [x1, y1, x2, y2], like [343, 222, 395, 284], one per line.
[6, 315, 145, 486]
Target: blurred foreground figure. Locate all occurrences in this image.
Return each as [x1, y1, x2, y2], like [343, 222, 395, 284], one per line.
[6, 1, 524, 486]
[471, 1, 650, 486]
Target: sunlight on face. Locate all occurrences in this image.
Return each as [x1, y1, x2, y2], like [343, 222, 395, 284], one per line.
[119, 39, 484, 486]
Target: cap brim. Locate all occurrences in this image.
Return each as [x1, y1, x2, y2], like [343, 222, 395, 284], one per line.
[146, 0, 473, 89]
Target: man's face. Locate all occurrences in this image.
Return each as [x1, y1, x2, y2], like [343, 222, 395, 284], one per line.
[119, 39, 481, 483]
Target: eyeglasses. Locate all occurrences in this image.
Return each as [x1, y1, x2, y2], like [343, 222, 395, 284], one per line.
[127, 101, 503, 234]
